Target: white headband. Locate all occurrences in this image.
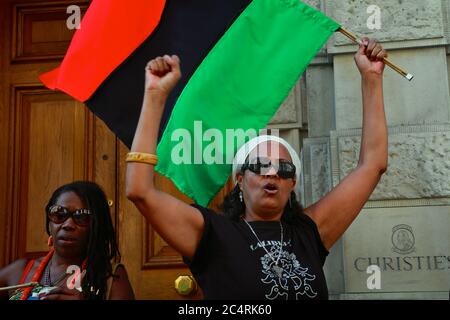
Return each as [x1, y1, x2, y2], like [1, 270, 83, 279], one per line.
[232, 135, 303, 195]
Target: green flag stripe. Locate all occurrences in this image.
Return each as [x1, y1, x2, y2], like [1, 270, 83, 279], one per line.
[156, 0, 340, 206]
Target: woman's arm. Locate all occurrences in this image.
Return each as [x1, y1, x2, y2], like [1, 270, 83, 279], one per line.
[125, 55, 204, 260]
[0, 267, 8, 300]
[305, 38, 388, 250]
[0, 259, 28, 300]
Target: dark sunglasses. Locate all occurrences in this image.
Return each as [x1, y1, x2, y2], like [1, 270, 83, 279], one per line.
[47, 205, 93, 227]
[241, 156, 296, 179]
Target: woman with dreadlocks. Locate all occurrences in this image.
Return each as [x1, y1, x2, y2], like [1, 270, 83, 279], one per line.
[0, 181, 134, 300]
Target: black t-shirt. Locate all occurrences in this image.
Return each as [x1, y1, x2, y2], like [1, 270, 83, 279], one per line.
[184, 204, 329, 300]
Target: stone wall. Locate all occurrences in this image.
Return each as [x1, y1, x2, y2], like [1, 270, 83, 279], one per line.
[270, 0, 450, 299]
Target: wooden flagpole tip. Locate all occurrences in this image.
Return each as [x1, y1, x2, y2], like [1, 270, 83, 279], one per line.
[337, 27, 414, 82]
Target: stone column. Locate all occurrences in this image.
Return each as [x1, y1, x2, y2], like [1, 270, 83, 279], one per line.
[301, 0, 450, 299]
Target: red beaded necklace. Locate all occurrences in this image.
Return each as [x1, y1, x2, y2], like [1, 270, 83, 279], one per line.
[20, 249, 54, 300]
[19, 249, 88, 300]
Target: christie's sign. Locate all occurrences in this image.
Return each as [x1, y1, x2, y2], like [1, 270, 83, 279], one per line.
[354, 224, 450, 272]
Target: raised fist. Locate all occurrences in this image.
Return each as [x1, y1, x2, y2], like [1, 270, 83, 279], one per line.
[145, 55, 181, 97]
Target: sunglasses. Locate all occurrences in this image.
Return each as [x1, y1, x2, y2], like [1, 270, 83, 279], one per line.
[241, 156, 296, 179]
[47, 205, 93, 227]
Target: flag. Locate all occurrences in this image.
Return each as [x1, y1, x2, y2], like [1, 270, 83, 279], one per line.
[40, 0, 340, 206]
[41, 0, 253, 146]
[155, 0, 340, 205]
[40, 0, 166, 102]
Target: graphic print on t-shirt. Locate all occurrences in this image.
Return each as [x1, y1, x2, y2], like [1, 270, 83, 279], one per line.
[251, 240, 318, 300]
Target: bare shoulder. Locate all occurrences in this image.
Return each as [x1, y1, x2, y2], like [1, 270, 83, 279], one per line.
[0, 258, 31, 286]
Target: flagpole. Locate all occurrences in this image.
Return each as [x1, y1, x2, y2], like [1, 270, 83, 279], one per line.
[338, 27, 414, 81]
[0, 282, 39, 292]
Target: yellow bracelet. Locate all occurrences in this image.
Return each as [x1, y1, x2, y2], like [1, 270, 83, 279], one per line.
[126, 152, 158, 165]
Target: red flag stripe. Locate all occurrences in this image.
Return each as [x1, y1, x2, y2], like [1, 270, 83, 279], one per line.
[40, 0, 166, 102]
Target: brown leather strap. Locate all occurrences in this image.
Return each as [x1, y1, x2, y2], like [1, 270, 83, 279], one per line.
[106, 263, 124, 300]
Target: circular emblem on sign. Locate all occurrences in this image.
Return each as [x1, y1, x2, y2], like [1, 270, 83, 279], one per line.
[391, 224, 415, 254]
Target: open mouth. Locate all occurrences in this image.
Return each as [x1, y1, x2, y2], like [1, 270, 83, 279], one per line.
[263, 182, 279, 194]
[58, 236, 77, 244]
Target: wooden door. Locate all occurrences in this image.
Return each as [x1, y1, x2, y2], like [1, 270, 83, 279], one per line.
[0, 0, 233, 299]
[0, 0, 101, 263]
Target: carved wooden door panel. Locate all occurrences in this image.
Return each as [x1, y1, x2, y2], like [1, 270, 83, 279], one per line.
[0, 0, 116, 291]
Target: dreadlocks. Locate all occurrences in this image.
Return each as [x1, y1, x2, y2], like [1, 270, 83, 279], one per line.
[45, 181, 120, 300]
